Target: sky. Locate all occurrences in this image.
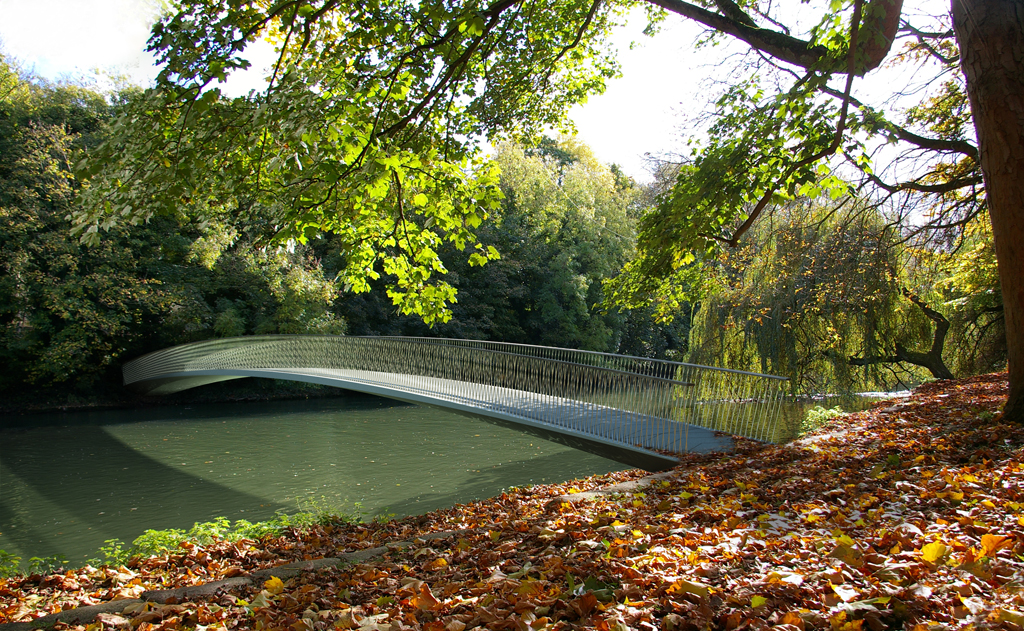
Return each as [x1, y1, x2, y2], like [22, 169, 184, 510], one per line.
[0, 0, 738, 181]
[2, 0, 949, 185]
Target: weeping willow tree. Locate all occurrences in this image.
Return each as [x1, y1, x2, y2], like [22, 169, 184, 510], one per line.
[683, 200, 955, 394]
[926, 215, 1005, 379]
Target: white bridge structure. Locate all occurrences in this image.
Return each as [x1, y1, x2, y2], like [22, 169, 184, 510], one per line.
[123, 336, 789, 471]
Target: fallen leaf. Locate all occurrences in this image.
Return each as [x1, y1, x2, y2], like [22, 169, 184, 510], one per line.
[264, 576, 286, 595]
[668, 578, 710, 598]
[920, 542, 948, 563]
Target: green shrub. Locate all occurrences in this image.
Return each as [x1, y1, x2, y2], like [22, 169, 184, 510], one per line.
[801, 405, 847, 435]
[0, 551, 21, 578]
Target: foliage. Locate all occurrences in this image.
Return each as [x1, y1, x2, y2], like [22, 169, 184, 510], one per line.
[0, 552, 20, 579]
[931, 215, 1005, 376]
[679, 200, 919, 392]
[339, 138, 685, 357]
[72, 0, 630, 323]
[615, 3, 984, 299]
[0, 59, 345, 400]
[0, 58, 164, 392]
[76, 500, 378, 571]
[801, 404, 847, 434]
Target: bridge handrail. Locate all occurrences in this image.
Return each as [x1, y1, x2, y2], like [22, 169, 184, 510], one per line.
[378, 336, 789, 381]
[123, 335, 790, 445]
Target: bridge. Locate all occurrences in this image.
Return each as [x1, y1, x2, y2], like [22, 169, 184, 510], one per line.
[123, 336, 788, 471]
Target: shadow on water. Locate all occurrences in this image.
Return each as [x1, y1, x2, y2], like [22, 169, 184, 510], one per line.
[0, 393, 399, 561]
[0, 423, 287, 560]
[0, 392, 626, 564]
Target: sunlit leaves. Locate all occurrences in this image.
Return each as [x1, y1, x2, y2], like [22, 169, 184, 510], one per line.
[75, 0, 626, 323]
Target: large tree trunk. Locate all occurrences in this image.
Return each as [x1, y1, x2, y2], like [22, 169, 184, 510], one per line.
[952, 0, 1024, 423]
[848, 288, 955, 380]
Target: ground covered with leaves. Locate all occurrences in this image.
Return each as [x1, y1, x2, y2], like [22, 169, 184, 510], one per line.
[3, 373, 1023, 631]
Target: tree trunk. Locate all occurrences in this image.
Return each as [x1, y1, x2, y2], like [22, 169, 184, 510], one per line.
[848, 288, 955, 381]
[952, 0, 1024, 422]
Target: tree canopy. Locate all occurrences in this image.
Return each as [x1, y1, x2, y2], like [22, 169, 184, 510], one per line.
[0, 57, 345, 402]
[72, 0, 1023, 418]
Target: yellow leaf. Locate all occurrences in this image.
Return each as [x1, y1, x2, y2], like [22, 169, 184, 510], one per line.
[264, 575, 285, 595]
[424, 557, 448, 571]
[669, 579, 710, 598]
[980, 534, 1010, 558]
[751, 595, 768, 608]
[921, 542, 948, 563]
[999, 609, 1024, 626]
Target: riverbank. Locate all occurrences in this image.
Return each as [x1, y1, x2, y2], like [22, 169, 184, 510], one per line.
[2, 372, 1019, 630]
[0, 379, 353, 418]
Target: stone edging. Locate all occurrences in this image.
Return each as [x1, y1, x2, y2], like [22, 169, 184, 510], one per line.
[543, 471, 675, 510]
[1, 473, 670, 630]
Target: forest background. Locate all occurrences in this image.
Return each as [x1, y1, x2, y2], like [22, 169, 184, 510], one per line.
[0, 0, 1010, 411]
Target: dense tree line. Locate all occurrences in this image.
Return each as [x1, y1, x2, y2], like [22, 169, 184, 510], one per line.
[0, 61, 690, 408]
[0, 33, 1009, 408]
[0, 58, 342, 406]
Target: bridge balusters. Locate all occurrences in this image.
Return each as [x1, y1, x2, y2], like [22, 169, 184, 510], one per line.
[124, 335, 789, 456]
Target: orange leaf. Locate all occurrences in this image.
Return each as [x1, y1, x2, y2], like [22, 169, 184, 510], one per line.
[781, 612, 806, 630]
[410, 584, 442, 611]
[980, 534, 1010, 558]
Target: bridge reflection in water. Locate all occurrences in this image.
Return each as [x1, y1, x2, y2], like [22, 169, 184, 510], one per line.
[123, 336, 788, 471]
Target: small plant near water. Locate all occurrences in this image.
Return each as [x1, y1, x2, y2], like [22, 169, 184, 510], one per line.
[801, 405, 847, 435]
[28, 554, 69, 575]
[87, 498, 378, 568]
[0, 551, 70, 578]
[0, 497, 387, 576]
[0, 550, 21, 578]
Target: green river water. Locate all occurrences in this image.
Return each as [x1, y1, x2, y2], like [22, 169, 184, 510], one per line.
[0, 393, 627, 566]
[0, 389, 889, 567]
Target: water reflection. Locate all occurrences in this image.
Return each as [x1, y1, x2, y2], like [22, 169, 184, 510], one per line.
[0, 390, 894, 565]
[0, 394, 626, 564]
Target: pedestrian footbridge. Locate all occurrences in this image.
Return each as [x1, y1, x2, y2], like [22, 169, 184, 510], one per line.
[123, 336, 788, 471]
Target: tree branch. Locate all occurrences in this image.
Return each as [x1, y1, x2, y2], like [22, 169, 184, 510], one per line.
[644, 0, 902, 74]
[643, 0, 827, 69]
[723, 0, 865, 247]
[819, 85, 978, 159]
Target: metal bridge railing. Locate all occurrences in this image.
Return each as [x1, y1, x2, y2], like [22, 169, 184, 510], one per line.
[123, 335, 789, 452]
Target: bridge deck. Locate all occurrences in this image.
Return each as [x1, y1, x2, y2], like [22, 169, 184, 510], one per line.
[139, 367, 730, 470]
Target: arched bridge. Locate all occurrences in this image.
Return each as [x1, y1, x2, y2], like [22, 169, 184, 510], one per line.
[123, 336, 788, 471]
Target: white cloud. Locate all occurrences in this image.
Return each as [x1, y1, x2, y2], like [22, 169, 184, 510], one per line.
[0, 0, 161, 83]
[568, 11, 734, 182]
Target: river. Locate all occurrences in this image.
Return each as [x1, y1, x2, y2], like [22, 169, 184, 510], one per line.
[0, 390, 891, 568]
[0, 393, 628, 567]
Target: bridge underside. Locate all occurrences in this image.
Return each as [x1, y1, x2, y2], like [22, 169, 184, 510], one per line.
[132, 368, 731, 471]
